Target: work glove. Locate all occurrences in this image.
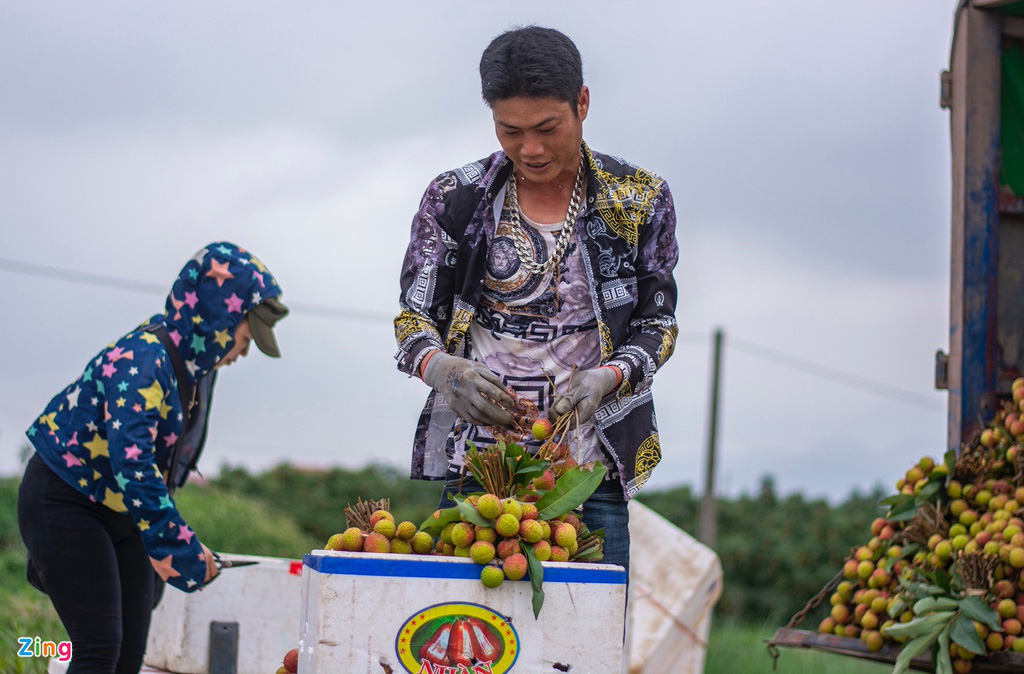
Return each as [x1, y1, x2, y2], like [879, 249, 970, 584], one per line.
[549, 367, 619, 427]
[422, 352, 515, 427]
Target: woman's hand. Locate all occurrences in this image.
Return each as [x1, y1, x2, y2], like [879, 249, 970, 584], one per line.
[202, 544, 220, 584]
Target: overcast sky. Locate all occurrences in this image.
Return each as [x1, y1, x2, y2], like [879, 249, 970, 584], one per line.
[0, 1, 956, 502]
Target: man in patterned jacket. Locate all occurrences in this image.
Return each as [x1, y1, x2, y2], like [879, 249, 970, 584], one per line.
[18, 242, 288, 673]
[395, 26, 679, 576]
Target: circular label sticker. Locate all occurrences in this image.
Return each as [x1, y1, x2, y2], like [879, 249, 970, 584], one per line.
[395, 602, 520, 673]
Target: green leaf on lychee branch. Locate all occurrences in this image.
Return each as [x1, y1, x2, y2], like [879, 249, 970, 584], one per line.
[514, 463, 548, 483]
[454, 496, 493, 528]
[522, 544, 545, 620]
[899, 543, 921, 560]
[419, 507, 462, 537]
[535, 463, 607, 521]
[950, 613, 986, 656]
[898, 577, 946, 601]
[570, 546, 604, 562]
[892, 631, 941, 674]
[915, 480, 942, 504]
[883, 494, 918, 521]
[887, 506, 920, 523]
[958, 596, 1002, 633]
[935, 623, 954, 674]
[887, 597, 908, 619]
[502, 443, 548, 485]
[943, 449, 956, 484]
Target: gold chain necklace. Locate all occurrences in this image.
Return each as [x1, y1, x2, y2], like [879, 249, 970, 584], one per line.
[506, 151, 585, 276]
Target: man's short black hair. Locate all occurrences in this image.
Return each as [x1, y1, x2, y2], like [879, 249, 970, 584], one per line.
[479, 26, 583, 112]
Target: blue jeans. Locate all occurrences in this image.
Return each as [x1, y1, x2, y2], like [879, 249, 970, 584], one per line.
[438, 467, 630, 577]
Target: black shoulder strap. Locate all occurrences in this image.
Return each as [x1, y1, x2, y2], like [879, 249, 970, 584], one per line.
[144, 324, 196, 493]
[144, 324, 194, 428]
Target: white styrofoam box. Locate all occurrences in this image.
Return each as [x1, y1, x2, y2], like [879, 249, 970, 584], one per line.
[300, 549, 627, 674]
[625, 500, 722, 674]
[144, 553, 304, 673]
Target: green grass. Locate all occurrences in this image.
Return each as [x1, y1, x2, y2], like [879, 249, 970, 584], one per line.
[0, 478, 64, 674]
[707, 620, 893, 674]
[173, 484, 323, 557]
[0, 547, 66, 674]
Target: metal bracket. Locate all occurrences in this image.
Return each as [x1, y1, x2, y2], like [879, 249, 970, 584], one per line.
[935, 349, 949, 390]
[209, 621, 239, 674]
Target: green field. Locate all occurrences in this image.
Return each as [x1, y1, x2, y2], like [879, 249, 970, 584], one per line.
[707, 621, 892, 674]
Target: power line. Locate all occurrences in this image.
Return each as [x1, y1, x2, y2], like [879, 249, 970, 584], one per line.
[0, 256, 165, 295]
[0, 256, 393, 323]
[727, 334, 944, 413]
[0, 255, 946, 411]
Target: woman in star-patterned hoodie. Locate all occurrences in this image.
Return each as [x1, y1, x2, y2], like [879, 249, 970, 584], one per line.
[18, 242, 288, 674]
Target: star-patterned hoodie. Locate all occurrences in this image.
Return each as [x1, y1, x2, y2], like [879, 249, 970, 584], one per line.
[25, 242, 283, 591]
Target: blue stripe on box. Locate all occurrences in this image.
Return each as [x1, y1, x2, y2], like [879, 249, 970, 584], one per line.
[303, 554, 626, 585]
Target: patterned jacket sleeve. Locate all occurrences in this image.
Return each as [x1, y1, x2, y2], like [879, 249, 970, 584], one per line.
[394, 175, 457, 376]
[606, 182, 680, 394]
[104, 347, 208, 592]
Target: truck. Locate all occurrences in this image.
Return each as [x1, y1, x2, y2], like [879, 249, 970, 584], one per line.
[770, 2, 1024, 670]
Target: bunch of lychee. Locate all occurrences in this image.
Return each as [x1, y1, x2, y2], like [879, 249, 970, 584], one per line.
[441, 491, 582, 589]
[324, 509, 434, 555]
[815, 403, 1024, 671]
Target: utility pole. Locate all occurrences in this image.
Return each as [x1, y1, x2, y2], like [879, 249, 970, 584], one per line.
[698, 328, 724, 549]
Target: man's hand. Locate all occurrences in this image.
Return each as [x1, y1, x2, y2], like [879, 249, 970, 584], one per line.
[422, 352, 515, 427]
[201, 544, 220, 584]
[549, 367, 619, 427]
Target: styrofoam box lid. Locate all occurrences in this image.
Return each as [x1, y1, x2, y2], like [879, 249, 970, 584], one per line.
[304, 549, 627, 585]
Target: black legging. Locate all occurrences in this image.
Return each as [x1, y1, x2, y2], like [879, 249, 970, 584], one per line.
[18, 453, 155, 674]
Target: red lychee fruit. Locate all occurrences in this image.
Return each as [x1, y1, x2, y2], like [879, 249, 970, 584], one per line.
[495, 513, 520, 538]
[283, 648, 299, 673]
[519, 519, 544, 543]
[411, 531, 434, 554]
[503, 553, 528, 581]
[477, 494, 502, 519]
[497, 538, 521, 559]
[396, 521, 417, 540]
[481, 564, 504, 588]
[470, 541, 496, 565]
[451, 522, 476, 548]
[373, 518, 397, 540]
[364, 532, 391, 554]
[532, 418, 554, 441]
[553, 522, 578, 549]
[502, 499, 524, 520]
[341, 527, 365, 552]
[370, 510, 394, 527]
[532, 469, 556, 492]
